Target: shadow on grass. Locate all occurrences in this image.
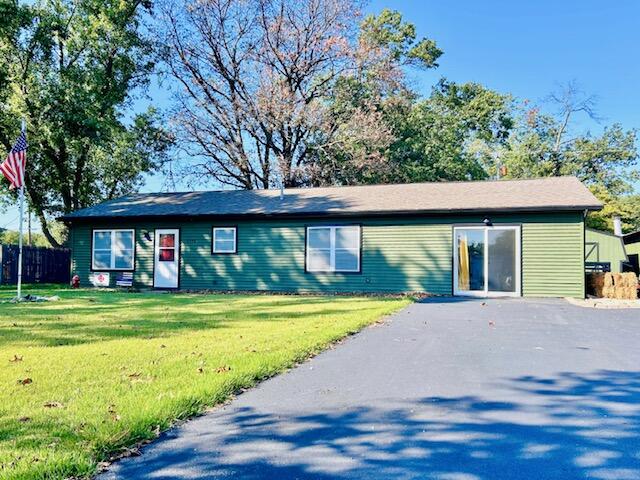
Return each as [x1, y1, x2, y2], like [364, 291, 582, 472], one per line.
[106, 370, 640, 480]
[0, 291, 399, 347]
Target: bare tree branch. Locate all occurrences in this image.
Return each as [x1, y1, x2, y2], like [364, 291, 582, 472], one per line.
[159, 0, 361, 188]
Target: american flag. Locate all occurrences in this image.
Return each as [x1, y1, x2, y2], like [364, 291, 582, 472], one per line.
[1, 130, 27, 190]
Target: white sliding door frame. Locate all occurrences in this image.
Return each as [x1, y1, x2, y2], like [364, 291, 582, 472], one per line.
[453, 225, 521, 298]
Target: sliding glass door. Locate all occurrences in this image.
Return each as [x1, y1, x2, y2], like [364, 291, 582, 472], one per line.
[454, 226, 521, 297]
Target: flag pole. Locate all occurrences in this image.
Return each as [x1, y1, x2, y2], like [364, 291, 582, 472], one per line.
[16, 119, 26, 300]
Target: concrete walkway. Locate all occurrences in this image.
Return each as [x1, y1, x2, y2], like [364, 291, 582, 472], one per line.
[100, 298, 640, 480]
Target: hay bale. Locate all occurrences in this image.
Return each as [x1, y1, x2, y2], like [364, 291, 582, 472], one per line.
[610, 286, 637, 300]
[617, 273, 629, 287]
[604, 273, 614, 287]
[621, 272, 639, 288]
[613, 288, 626, 300]
[612, 273, 624, 286]
[602, 285, 616, 299]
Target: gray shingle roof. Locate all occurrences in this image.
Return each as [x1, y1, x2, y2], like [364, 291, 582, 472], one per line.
[61, 176, 602, 221]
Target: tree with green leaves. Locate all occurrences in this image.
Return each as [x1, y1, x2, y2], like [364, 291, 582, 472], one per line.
[498, 82, 639, 232]
[307, 7, 446, 185]
[312, 77, 513, 185]
[389, 80, 513, 183]
[0, 0, 172, 247]
[307, 6, 514, 187]
[0, 228, 52, 248]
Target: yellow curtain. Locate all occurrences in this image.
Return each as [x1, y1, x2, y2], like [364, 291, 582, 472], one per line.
[458, 234, 470, 290]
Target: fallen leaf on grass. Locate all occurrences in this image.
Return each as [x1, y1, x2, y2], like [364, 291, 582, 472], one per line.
[44, 401, 63, 408]
[18, 416, 30, 423]
[127, 372, 142, 379]
[10, 355, 23, 363]
[196, 367, 204, 374]
[216, 365, 231, 373]
[108, 404, 121, 421]
[17, 378, 32, 385]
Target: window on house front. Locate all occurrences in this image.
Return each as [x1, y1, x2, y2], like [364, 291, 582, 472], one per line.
[306, 225, 360, 273]
[92, 229, 135, 270]
[212, 227, 237, 253]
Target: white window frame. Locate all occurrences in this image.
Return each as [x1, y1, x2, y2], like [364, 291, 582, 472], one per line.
[91, 229, 135, 271]
[306, 225, 361, 273]
[212, 226, 237, 254]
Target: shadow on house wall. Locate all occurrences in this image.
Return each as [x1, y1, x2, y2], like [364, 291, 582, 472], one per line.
[180, 221, 452, 295]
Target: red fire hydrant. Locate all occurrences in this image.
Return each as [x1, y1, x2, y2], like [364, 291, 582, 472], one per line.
[71, 275, 80, 289]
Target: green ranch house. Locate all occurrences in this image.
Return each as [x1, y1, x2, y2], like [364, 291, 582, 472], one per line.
[62, 176, 602, 298]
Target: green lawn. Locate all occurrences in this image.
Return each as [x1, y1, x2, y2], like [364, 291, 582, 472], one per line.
[0, 286, 409, 479]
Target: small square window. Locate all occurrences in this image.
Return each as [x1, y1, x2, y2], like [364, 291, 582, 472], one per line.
[212, 227, 237, 254]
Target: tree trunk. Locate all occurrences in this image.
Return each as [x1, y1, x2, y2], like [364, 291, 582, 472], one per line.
[36, 210, 62, 249]
[25, 182, 62, 248]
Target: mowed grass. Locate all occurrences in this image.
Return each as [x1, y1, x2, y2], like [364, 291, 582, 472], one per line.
[0, 286, 410, 479]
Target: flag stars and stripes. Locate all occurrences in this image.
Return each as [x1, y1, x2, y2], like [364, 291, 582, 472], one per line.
[1, 130, 28, 190]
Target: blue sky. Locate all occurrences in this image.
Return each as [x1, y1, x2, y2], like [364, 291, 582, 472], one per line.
[378, 0, 640, 133]
[3, 0, 639, 233]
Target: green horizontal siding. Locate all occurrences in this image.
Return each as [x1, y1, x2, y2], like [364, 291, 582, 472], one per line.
[181, 221, 452, 294]
[70, 212, 585, 297]
[585, 229, 628, 273]
[522, 219, 585, 297]
[70, 225, 155, 288]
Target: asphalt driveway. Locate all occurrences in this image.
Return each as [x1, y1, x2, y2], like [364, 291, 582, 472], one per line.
[100, 298, 640, 480]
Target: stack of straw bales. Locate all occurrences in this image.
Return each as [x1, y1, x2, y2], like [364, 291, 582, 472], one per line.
[588, 272, 639, 300]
